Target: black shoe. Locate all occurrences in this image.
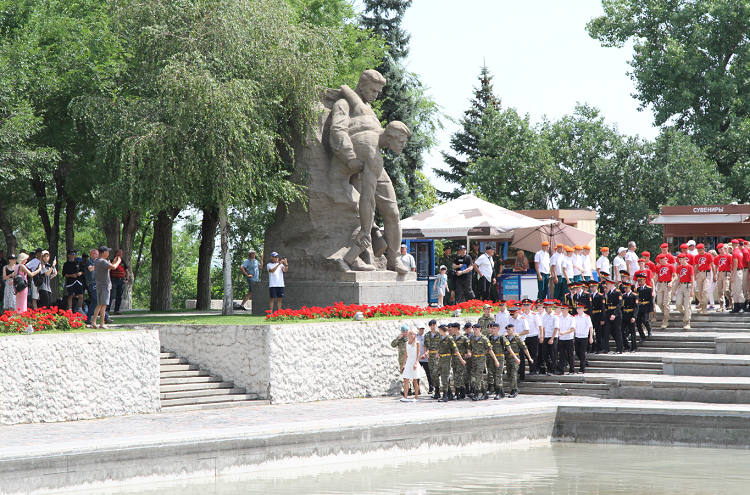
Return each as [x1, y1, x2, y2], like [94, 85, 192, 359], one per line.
[568, 371, 575, 375]
[433, 392, 440, 400]
[494, 393, 502, 400]
[438, 394, 449, 402]
[547, 372, 554, 376]
[509, 389, 519, 398]
[648, 330, 652, 337]
[519, 377, 525, 382]
[639, 338, 646, 344]
[554, 371, 564, 376]
[428, 388, 434, 394]
[481, 391, 489, 400]
[471, 394, 479, 401]
[528, 371, 537, 376]
[407, 389, 414, 396]
[615, 351, 623, 354]
[585, 361, 590, 366]
[630, 349, 636, 353]
[105, 318, 114, 324]
[447, 391, 455, 401]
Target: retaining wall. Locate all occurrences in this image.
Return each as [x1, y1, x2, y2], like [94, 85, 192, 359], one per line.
[0, 330, 160, 425]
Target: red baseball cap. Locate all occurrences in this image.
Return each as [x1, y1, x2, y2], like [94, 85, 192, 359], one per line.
[717, 243, 725, 249]
[677, 253, 687, 259]
[732, 239, 740, 244]
[641, 251, 650, 257]
[660, 243, 669, 248]
[656, 253, 667, 260]
[680, 243, 688, 249]
[696, 243, 705, 249]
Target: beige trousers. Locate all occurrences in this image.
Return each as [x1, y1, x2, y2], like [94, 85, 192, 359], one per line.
[717, 271, 732, 310]
[695, 271, 709, 313]
[732, 271, 745, 304]
[656, 282, 671, 325]
[675, 282, 692, 323]
[743, 268, 749, 303]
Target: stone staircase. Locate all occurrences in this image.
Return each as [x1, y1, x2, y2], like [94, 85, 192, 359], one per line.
[160, 348, 269, 412]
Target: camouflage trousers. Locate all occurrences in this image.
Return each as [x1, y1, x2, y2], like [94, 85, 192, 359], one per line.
[471, 355, 486, 391]
[451, 355, 466, 390]
[439, 357, 453, 393]
[505, 356, 519, 390]
[464, 356, 473, 388]
[488, 356, 504, 391]
[486, 355, 495, 387]
[428, 354, 439, 390]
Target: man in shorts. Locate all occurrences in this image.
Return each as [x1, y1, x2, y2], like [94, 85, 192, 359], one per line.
[240, 249, 260, 309]
[267, 252, 288, 313]
[92, 246, 121, 329]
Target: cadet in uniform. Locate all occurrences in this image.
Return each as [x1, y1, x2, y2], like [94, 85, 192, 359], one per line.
[572, 302, 594, 373]
[675, 253, 695, 327]
[621, 282, 639, 351]
[655, 254, 677, 327]
[494, 300, 512, 331]
[503, 323, 532, 397]
[463, 321, 474, 393]
[540, 300, 559, 374]
[391, 324, 410, 394]
[450, 322, 470, 400]
[590, 280, 605, 353]
[693, 243, 714, 315]
[477, 303, 494, 336]
[634, 274, 654, 344]
[715, 243, 732, 312]
[423, 321, 441, 399]
[520, 299, 541, 379]
[555, 303, 575, 374]
[487, 323, 505, 399]
[437, 324, 465, 402]
[731, 239, 746, 313]
[468, 323, 493, 400]
[603, 278, 624, 354]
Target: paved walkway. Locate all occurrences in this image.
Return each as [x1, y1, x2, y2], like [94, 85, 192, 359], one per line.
[3, 395, 750, 459]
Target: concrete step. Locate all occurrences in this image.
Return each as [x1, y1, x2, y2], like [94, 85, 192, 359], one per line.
[521, 381, 607, 390]
[588, 353, 662, 362]
[161, 387, 247, 400]
[518, 382, 609, 398]
[160, 381, 234, 393]
[161, 394, 258, 408]
[159, 352, 176, 359]
[160, 375, 222, 386]
[159, 357, 188, 365]
[581, 367, 662, 374]
[159, 370, 211, 379]
[162, 400, 271, 413]
[586, 360, 662, 369]
[639, 341, 714, 348]
[160, 364, 200, 372]
[638, 347, 714, 353]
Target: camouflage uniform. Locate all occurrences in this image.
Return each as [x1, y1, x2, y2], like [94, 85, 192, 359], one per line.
[423, 330, 441, 392]
[390, 336, 407, 369]
[504, 335, 528, 390]
[487, 334, 505, 391]
[469, 334, 491, 391]
[438, 335, 459, 395]
[477, 315, 494, 336]
[452, 332, 470, 390]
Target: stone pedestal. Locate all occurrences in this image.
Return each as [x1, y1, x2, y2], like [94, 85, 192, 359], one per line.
[251, 271, 428, 315]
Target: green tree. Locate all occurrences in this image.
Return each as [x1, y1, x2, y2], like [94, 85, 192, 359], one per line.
[587, 0, 750, 188]
[437, 65, 500, 199]
[361, 0, 441, 217]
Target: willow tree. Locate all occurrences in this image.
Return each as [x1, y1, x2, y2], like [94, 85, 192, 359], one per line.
[75, 0, 339, 311]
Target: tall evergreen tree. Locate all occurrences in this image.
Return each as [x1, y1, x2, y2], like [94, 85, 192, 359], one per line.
[361, 0, 440, 217]
[436, 65, 500, 199]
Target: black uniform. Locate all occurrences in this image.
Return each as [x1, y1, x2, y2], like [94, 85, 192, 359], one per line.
[635, 283, 654, 341]
[575, 290, 593, 316]
[591, 291, 606, 352]
[602, 288, 623, 353]
[454, 253, 475, 303]
[621, 290, 640, 351]
[563, 292, 576, 316]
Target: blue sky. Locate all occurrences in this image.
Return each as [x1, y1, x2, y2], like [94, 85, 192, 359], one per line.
[354, 0, 659, 191]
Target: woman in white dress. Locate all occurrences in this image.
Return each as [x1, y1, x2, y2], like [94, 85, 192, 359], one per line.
[3, 254, 17, 312]
[401, 329, 424, 402]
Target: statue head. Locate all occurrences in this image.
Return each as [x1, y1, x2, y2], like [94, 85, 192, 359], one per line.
[356, 70, 386, 104]
[383, 121, 411, 154]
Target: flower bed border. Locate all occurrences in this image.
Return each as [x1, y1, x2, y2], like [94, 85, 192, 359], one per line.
[1, 308, 86, 333]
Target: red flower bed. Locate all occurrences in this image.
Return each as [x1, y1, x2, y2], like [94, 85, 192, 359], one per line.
[265, 300, 503, 322]
[0, 307, 86, 333]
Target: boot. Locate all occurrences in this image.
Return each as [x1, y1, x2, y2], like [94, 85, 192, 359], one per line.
[732, 303, 740, 313]
[494, 388, 505, 400]
[432, 385, 440, 400]
[481, 390, 489, 400]
[471, 390, 480, 401]
[509, 389, 519, 398]
[447, 389, 455, 401]
[438, 393, 449, 402]
[460, 387, 466, 400]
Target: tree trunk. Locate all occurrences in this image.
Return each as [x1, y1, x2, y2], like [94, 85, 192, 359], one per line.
[197, 206, 219, 310]
[64, 197, 76, 253]
[150, 209, 179, 311]
[119, 210, 140, 310]
[102, 216, 121, 252]
[220, 205, 233, 315]
[32, 175, 63, 301]
[0, 198, 18, 255]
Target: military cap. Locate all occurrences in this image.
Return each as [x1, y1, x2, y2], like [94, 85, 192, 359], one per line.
[472, 323, 482, 328]
[483, 303, 492, 309]
[660, 243, 669, 248]
[463, 322, 472, 329]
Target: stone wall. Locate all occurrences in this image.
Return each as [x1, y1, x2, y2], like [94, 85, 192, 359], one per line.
[0, 330, 160, 425]
[154, 316, 478, 404]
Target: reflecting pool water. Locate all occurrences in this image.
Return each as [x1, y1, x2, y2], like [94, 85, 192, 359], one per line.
[78, 442, 750, 495]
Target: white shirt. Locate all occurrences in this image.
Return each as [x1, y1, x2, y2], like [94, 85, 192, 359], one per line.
[523, 311, 541, 338]
[534, 250, 551, 275]
[582, 254, 593, 277]
[474, 253, 494, 281]
[556, 255, 574, 280]
[267, 262, 285, 287]
[401, 253, 416, 272]
[613, 255, 627, 281]
[625, 250, 639, 276]
[558, 314, 574, 340]
[596, 255, 610, 276]
[550, 251, 562, 275]
[573, 314, 593, 338]
[572, 254, 583, 276]
[26, 258, 41, 271]
[494, 309, 512, 331]
[541, 312, 559, 338]
[416, 332, 427, 362]
[688, 247, 698, 257]
[511, 315, 528, 341]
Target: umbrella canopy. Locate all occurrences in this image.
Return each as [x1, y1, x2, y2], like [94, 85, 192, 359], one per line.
[511, 223, 595, 253]
[401, 194, 556, 239]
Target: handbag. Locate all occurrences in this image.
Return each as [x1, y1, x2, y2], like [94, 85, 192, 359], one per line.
[13, 275, 28, 294]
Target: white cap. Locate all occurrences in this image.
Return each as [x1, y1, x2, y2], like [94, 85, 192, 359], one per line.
[416, 322, 426, 329]
[687, 240, 696, 246]
[618, 247, 626, 253]
[400, 244, 407, 249]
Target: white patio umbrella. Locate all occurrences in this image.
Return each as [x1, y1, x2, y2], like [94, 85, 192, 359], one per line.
[510, 223, 595, 253]
[401, 194, 556, 240]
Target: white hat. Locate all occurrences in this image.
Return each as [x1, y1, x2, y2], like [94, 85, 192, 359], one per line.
[400, 244, 407, 249]
[618, 247, 626, 253]
[687, 240, 696, 246]
[416, 322, 426, 329]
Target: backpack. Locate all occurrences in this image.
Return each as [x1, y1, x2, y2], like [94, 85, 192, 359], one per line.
[13, 275, 28, 294]
[32, 267, 44, 287]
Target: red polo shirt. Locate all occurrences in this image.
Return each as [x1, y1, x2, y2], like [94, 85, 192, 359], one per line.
[645, 260, 656, 272]
[656, 264, 675, 282]
[733, 249, 745, 269]
[634, 269, 654, 286]
[715, 254, 733, 272]
[693, 253, 714, 272]
[677, 264, 694, 283]
[659, 252, 676, 265]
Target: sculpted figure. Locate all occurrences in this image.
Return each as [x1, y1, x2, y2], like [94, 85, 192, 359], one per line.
[328, 70, 411, 273]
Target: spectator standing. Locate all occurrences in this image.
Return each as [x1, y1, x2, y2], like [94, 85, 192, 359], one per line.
[433, 266, 448, 307]
[513, 249, 529, 272]
[474, 244, 496, 301]
[0, 250, 6, 311]
[84, 250, 98, 325]
[625, 241, 639, 277]
[93, 247, 121, 329]
[26, 248, 43, 309]
[2, 254, 16, 312]
[62, 249, 85, 313]
[596, 247, 610, 280]
[240, 249, 260, 308]
[108, 249, 128, 314]
[38, 251, 57, 308]
[452, 245, 475, 303]
[415, 322, 431, 393]
[267, 252, 288, 313]
[14, 253, 41, 312]
[613, 247, 628, 282]
[534, 242, 551, 300]
[399, 244, 416, 272]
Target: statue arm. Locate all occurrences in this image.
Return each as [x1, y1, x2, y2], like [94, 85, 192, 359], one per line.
[329, 99, 357, 163]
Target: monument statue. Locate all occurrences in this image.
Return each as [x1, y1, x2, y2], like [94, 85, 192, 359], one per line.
[256, 69, 427, 313]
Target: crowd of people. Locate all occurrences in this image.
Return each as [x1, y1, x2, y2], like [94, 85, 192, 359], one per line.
[0, 247, 129, 329]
